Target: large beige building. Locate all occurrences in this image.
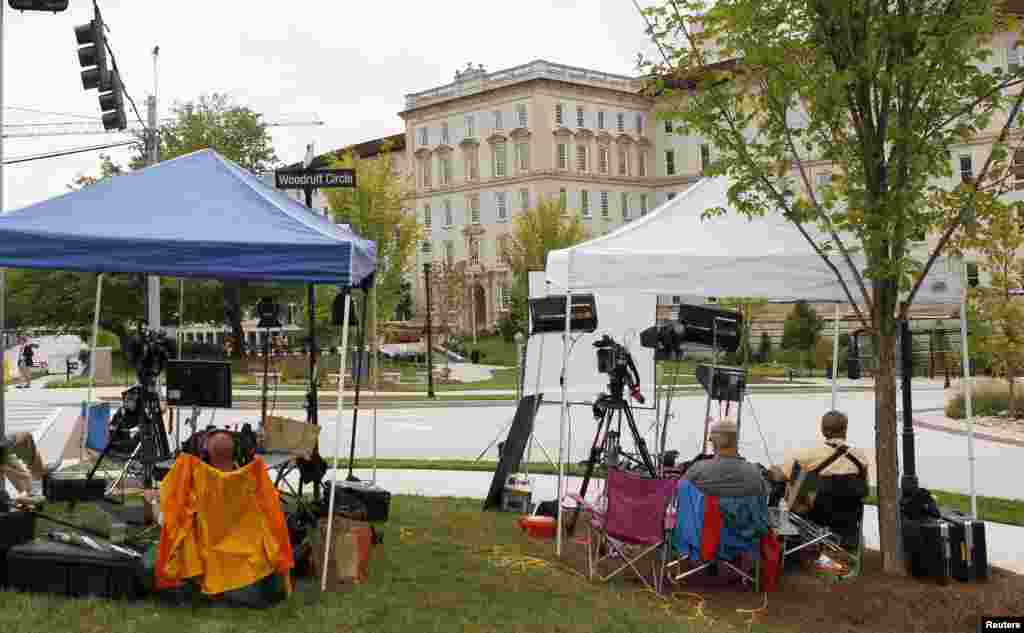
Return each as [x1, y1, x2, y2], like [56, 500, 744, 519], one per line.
[297, 30, 1024, 335]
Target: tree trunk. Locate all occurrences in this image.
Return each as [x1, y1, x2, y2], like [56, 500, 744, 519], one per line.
[874, 325, 906, 575]
[224, 281, 245, 359]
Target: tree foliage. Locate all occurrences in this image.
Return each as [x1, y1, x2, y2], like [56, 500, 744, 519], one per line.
[782, 301, 824, 351]
[641, 0, 1024, 572]
[503, 196, 589, 333]
[324, 141, 419, 328]
[717, 296, 767, 364]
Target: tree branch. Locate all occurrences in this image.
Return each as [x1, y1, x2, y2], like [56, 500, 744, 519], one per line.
[902, 87, 1024, 315]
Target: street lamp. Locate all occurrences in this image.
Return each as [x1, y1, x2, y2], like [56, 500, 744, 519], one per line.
[423, 263, 435, 399]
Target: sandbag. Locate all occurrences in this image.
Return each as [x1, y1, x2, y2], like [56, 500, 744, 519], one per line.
[308, 517, 372, 590]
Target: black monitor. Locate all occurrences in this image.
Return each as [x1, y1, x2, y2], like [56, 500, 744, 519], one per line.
[166, 360, 232, 408]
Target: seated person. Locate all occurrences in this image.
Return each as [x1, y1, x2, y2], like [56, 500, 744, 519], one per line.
[684, 418, 770, 498]
[769, 410, 869, 547]
[205, 431, 236, 472]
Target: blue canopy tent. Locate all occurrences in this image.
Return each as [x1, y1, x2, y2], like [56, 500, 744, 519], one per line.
[0, 150, 376, 587]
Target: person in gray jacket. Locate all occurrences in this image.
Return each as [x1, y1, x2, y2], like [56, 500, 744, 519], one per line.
[684, 418, 769, 498]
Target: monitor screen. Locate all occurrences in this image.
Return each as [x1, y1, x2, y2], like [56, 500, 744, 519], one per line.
[166, 360, 232, 408]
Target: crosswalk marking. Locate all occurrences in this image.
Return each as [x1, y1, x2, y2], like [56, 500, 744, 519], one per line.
[3, 401, 61, 436]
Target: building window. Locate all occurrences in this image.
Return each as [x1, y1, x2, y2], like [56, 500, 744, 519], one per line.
[498, 286, 512, 309]
[617, 112, 625, 132]
[496, 192, 507, 221]
[516, 103, 528, 127]
[638, 151, 647, 177]
[421, 241, 432, 254]
[700, 144, 711, 172]
[635, 114, 643, 133]
[519, 188, 529, 211]
[598, 111, 605, 129]
[493, 141, 507, 177]
[559, 188, 568, 214]
[621, 192, 629, 219]
[440, 157, 451, 186]
[1010, 46, 1022, 73]
[555, 103, 563, 125]
[466, 114, 475, 138]
[418, 127, 428, 146]
[618, 149, 629, 176]
[470, 195, 481, 224]
[493, 110, 503, 130]
[666, 150, 676, 176]
[667, 192, 676, 201]
[444, 241, 454, 266]
[443, 200, 453, 228]
[599, 147, 609, 174]
[515, 142, 529, 172]
[557, 143, 569, 169]
[441, 122, 450, 145]
[600, 191, 609, 218]
[640, 193, 648, 215]
[470, 239, 480, 263]
[959, 155, 973, 183]
[665, 119, 673, 133]
[577, 106, 585, 127]
[577, 145, 589, 172]
[581, 190, 591, 218]
[421, 158, 432, 188]
[672, 295, 681, 304]
[465, 146, 479, 181]
[424, 204, 432, 228]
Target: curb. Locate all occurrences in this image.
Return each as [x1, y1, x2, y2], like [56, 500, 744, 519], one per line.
[913, 416, 1024, 448]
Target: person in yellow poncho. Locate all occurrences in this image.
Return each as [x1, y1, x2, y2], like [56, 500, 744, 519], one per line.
[154, 436, 294, 597]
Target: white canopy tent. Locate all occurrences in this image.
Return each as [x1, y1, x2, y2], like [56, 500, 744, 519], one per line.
[544, 175, 968, 555]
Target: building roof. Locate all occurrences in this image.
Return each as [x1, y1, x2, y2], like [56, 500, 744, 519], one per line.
[285, 133, 405, 170]
[401, 59, 644, 112]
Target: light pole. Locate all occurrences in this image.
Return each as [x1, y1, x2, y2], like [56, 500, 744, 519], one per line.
[513, 331, 524, 402]
[423, 263, 435, 399]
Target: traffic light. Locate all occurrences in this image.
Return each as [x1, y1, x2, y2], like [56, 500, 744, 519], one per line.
[99, 72, 127, 131]
[74, 12, 126, 131]
[8, 0, 69, 11]
[75, 17, 109, 91]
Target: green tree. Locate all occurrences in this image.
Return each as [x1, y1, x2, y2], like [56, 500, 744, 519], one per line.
[949, 194, 1024, 410]
[323, 140, 419, 329]
[758, 331, 773, 363]
[641, 0, 1024, 572]
[503, 196, 589, 333]
[718, 297, 767, 365]
[782, 301, 824, 352]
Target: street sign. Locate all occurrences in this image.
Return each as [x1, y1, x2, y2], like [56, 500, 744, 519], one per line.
[274, 168, 356, 190]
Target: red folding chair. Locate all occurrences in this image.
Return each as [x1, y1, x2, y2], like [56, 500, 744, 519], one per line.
[568, 469, 676, 593]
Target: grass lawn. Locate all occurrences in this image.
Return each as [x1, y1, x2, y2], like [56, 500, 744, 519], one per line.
[0, 495, 784, 633]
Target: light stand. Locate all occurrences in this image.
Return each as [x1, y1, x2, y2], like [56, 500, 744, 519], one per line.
[345, 290, 369, 482]
[256, 297, 283, 429]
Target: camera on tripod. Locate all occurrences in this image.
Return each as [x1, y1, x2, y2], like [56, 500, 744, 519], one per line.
[125, 328, 174, 386]
[594, 334, 630, 376]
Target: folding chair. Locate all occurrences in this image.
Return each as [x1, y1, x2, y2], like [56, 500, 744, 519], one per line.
[783, 503, 865, 578]
[567, 469, 676, 594]
[665, 480, 771, 592]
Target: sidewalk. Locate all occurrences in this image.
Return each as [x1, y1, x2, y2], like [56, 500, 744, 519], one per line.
[914, 412, 1024, 447]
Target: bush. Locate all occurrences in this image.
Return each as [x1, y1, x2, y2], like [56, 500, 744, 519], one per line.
[496, 316, 518, 343]
[945, 378, 1024, 419]
[758, 332, 773, 363]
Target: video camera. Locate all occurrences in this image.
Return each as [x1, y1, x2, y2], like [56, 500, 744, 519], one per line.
[593, 335, 644, 403]
[125, 327, 174, 386]
[639, 322, 687, 359]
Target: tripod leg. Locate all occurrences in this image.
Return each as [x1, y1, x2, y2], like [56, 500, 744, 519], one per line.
[86, 406, 135, 482]
[565, 411, 608, 535]
[475, 418, 515, 462]
[622, 404, 657, 478]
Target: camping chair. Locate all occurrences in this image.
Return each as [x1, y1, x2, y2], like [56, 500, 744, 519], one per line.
[567, 469, 676, 594]
[665, 480, 774, 592]
[782, 476, 866, 578]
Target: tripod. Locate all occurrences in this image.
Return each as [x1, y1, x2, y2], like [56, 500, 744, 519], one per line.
[566, 373, 656, 534]
[86, 373, 172, 494]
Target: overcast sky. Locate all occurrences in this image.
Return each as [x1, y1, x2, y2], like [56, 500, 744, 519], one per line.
[1, 0, 660, 211]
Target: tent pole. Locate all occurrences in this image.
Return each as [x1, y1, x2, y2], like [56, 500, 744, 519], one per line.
[370, 285, 378, 486]
[83, 274, 104, 459]
[832, 303, 840, 410]
[959, 273, 977, 518]
[322, 293, 351, 592]
[556, 288, 572, 557]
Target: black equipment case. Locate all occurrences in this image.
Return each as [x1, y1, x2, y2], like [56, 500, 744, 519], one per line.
[43, 473, 107, 503]
[940, 508, 988, 581]
[6, 540, 142, 599]
[326, 481, 391, 523]
[903, 517, 953, 583]
[0, 511, 37, 587]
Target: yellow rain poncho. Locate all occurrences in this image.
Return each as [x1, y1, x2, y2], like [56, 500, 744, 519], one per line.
[155, 454, 293, 595]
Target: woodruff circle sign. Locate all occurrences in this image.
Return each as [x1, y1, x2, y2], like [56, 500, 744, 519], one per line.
[274, 168, 356, 189]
